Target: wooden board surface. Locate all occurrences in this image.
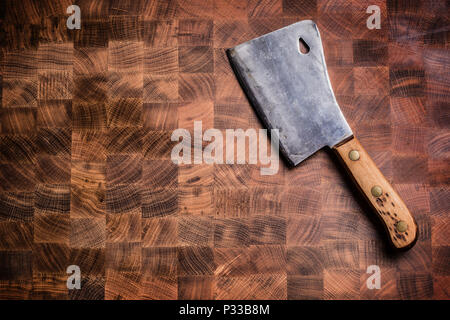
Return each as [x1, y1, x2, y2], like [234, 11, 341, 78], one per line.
[0, 0, 448, 300]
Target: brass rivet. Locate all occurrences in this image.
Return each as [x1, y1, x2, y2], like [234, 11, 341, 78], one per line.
[396, 221, 408, 233]
[371, 185, 383, 197]
[348, 150, 360, 161]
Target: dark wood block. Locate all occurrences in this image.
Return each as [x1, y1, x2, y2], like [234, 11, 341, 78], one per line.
[34, 214, 69, 244]
[142, 217, 177, 247]
[216, 274, 286, 299]
[178, 216, 213, 246]
[70, 218, 106, 248]
[0, 192, 34, 222]
[178, 276, 213, 300]
[141, 187, 178, 218]
[106, 155, 142, 185]
[106, 242, 141, 272]
[287, 275, 323, 300]
[178, 246, 215, 276]
[32, 243, 69, 273]
[214, 218, 250, 248]
[106, 184, 141, 215]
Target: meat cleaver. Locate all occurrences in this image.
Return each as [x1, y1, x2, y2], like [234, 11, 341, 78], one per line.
[227, 20, 417, 250]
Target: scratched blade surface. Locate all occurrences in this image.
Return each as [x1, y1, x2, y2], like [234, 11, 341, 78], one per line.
[227, 20, 353, 166]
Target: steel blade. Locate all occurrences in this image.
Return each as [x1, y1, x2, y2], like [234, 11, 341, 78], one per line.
[228, 20, 353, 166]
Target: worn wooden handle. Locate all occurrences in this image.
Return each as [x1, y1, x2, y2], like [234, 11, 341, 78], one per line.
[333, 137, 418, 250]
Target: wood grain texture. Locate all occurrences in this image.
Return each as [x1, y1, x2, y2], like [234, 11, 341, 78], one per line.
[0, 0, 447, 300]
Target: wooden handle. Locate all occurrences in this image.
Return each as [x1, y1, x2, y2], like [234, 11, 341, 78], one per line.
[333, 137, 418, 250]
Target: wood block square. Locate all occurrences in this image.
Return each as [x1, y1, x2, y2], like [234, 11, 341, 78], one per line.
[71, 161, 106, 189]
[35, 155, 71, 184]
[141, 187, 178, 218]
[31, 273, 68, 299]
[178, 276, 213, 300]
[178, 187, 213, 216]
[215, 274, 286, 299]
[431, 217, 450, 246]
[37, 100, 72, 128]
[142, 160, 178, 188]
[213, 103, 259, 130]
[354, 66, 389, 96]
[34, 214, 69, 243]
[108, 41, 143, 73]
[390, 69, 426, 97]
[283, 187, 321, 216]
[353, 40, 387, 66]
[142, 131, 176, 159]
[250, 215, 286, 245]
[143, 103, 178, 130]
[69, 276, 105, 300]
[388, 42, 424, 69]
[0, 108, 36, 134]
[178, 101, 214, 130]
[107, 127, 142, 154]
[213, 0, 247, 18]
[144, 74, 178, 102]
[179, 165, 214, 187]
[140, 274, 178, 300]
[397, 272, 433, 299]
[37, 43, 73, 72]
[317, 0, 353, 40]
[432, 246, 450, 275]
[2, 79, 38, 108]
[106, 242, 141, 272]
[395, 241, 432, 272]
[144, 47, 178, 74]
[70, 218, 106, 248]
[214, 188, 250, 217]
[143, 20, 177, 47]
[74, 48, 108, 75]
[0, 191, 34, 222]
[322, 212, 360, 241]
[72, 130, 107, 162]
[74, 74, 107, 103]
[3, 50, 37, 79]
[343, 95, 390, 126]
[328, 67, 354, 96]
[69, 249, 105, 276]
[108, 72, 144, 99]
[214, 218, 250, 248]
[248, 0, 282, 17]
[142, 0, 177, 19]
[287, 275, 323, 300]
[322, 241, 359, 269]
[392, 126, 427, 156]
[287, 215, 322, 245]
[323, 39, 353, 66]
[282, 0, 317, 17]
[106, 213, 141, 243]
[105, 270, 141, 299]
[142, 217, 177, 247]
[178, 216, 213, 246]
[428, 129, 449, 160]
[214, 164, 251, 189]
[35, 184, 70, 215]
[142, 247, 177, 277]
[33, 243, 69, 273]
[179, 46, 213, 73]
[0, 221, 33, 250]
[393, 155, 428, 184]
[178, 73, 214, 102]
[178, 19, 213, 46]
[247, 187, 283, 215]
[37, 128, 71, 156]
[215, 74, 247, 103]
[356, 123, 392, 151]
[213, 20, 255, 48]
[390, 96, 427, 126]
[178, 246, 215, 275]
[0, 163, 35, 191]
[74, 19, 109, 48]
[324, 269, 360, 299]
[428, 159, 450, 187]
[106, 155, 142, 184]
[106, 184, 141, 215]
[72, 102, 107, 130]
[0, 251, 32, 280]
[430, 187, 449, 218]
[109, 16, 143, 41]
[177, 0, 214, 18]
[287, 246, 324, 275]
[0, 135, 36, 163]
[0, 280, 32, 299]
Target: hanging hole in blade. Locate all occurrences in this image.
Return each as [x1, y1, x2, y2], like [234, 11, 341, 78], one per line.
[298, 38, 310, 54]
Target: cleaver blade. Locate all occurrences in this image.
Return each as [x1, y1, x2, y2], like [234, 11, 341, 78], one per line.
[227, 20, 418, 250]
